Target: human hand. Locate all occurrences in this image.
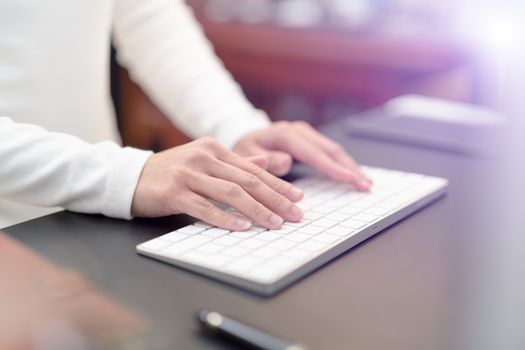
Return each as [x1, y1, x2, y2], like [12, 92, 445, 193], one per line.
[131, 137, 304, 231]
[233, 121, 372, 190]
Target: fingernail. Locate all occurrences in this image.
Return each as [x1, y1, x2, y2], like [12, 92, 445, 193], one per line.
[269, 214, 283, 227]
[290, 186, 304, 199]
[361, 172, 372, 182]
[234, 219, 252, 231]
[290, 205, 303, 218]
[359, 179, 372, 191]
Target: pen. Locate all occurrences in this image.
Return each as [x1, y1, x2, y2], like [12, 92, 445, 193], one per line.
[197, 310, 305, 350]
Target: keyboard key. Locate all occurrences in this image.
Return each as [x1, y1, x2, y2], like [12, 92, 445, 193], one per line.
[177, 225, 206, 235]
[182, 251, 233, 268]
[267, 239, 297, 251]
[284, 248, 312, 260]
[324, 212, 349, 222]
[200, 254, 233, 267]
[388, 195, 412, 205]
[313, 233, 341, 244]
[302, 185, 328, 197]
[283, 232, 311, 243]
[366, 188, 390, 199]
[336, 206, 362, 215]
[323, 198, 349, 208]
[202, 228, 229, 238]
[266, 256, 297, 270]
[222, 246, 250, 257]
[309, 206, 334, 214]
[301, 197, 326, 206]
[361, 195, 384, 205]
[376, 200, 401, 210]
[352, 213, 380, 223]
[298, 240, 327, 252]
[329, 182, 354, 192]
[197, 243, 224, 254]
[214, 236, 242, 247]
[298, 224, 326, 236]
[313, 191, 339, 201]
[180, 251, 210, 265]
[283, 220, 310, 228]
[269, 225, 296, 234]
[250, 225, 268, 232]
[326, 226, 353, 237]
[160, 232, 189, 243]
[303, 211, 325, 221]
[312, 218, 338, 228]
[351, 200, 375, 209]
[238, 238, 267, 250]
[296, 202, 313, 211]
[254, 231, 281, 242]
[139, 239, 171, 251]
[253, 247, 281, 259]
[162, 235, 211, 256]
[194, 221, 213, 229]
[323, 185, 351, 196]
[344, 193, 364, 202]
[229, 230, 258, 239]
[363, 207, 391, 217]
[340, 219, 366, 230]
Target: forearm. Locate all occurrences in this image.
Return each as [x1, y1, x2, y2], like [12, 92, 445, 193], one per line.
[112, 0, 271, 149]
[0, 117, 151, 218]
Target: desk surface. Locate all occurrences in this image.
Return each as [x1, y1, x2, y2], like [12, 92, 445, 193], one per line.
[4, 119, 492, 350]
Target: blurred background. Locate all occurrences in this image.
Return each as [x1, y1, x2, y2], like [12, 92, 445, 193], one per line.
[4, 1, 524, 348]
[114, 0, 520, 150]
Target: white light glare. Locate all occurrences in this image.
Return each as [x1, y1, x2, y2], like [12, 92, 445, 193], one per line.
[458, 2, 523, 56]
[482, 12, 521, 53]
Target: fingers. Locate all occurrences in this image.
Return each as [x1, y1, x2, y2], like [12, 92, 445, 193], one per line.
[206, 160, 303, 223]
[275, 132, 370, 190]
[300, 124, 358, 167]
[181, 191, 252, 231]
[296, 123, 372, 188]
[217, 149, 304, 202]
[242, 145, 293, 176]
[262, 150, 293, 176]
[187, 173, 288, 229]
[246, 154, 269, 170]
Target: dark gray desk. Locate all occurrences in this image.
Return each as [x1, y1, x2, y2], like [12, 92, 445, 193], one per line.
[4, 120, 493, 350]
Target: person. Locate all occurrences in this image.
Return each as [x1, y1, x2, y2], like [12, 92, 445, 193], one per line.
[0, 0, 371, 231]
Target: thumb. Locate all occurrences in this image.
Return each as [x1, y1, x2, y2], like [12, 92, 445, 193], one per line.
[245, 154, 269, 170]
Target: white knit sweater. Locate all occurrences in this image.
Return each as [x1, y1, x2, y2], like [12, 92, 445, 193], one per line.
[0, 0, 270, 228]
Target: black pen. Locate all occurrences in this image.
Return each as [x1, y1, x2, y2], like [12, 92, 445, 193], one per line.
[197, 310, 305, 350]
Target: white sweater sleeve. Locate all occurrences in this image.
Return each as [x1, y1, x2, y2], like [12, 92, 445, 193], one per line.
[0, 117, 152, 219]
[112, 0, 271, 149]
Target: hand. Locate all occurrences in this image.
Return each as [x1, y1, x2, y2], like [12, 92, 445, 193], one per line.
[233, 121, 372, 190]
[131, 137, 304, 231]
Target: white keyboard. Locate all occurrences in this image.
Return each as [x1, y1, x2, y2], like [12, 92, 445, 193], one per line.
[137, 166, 448, 296]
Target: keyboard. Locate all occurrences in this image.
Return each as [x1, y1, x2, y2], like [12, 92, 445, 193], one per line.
[137, 166, 448, 296]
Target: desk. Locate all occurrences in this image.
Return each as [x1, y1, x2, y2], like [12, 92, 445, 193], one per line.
[3, 119, 491, 350]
